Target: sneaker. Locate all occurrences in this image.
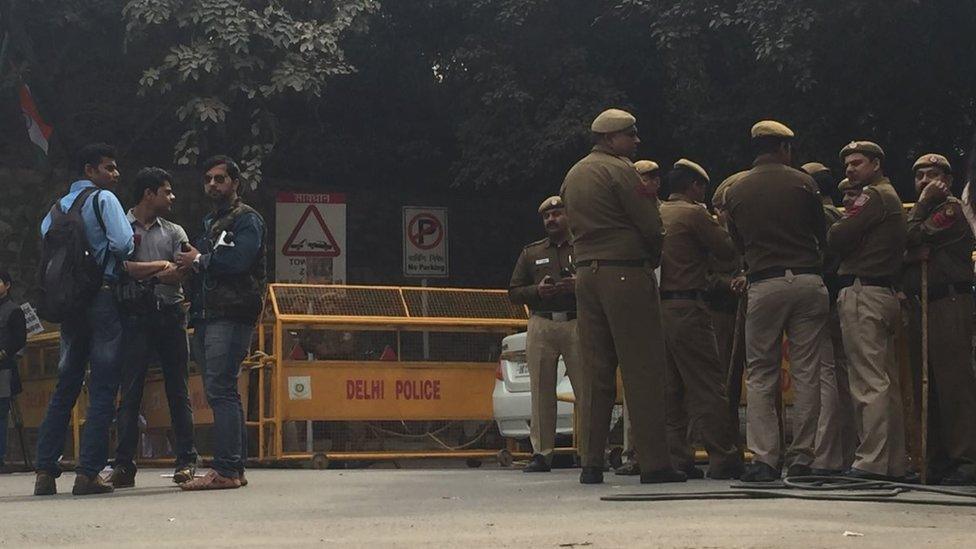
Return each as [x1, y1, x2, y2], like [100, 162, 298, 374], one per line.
[579, 466, 604, 485]
[523, 454, 551, 473]
[640, 468, 688, 484]
[34, 471, 57, 496]
[614, 460, 641, 476]
[740, 462, 780, 483]
[109, 463, 137, 488]
[72, 473, 115, 496]
[785, 463, 812, 478]
[179, 470, 241, 491]
[681, 466, 705, 480]
[173, 464, 196, 485]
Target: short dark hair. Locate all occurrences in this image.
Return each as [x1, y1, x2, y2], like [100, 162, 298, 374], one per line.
[751, 136, 791, 157]
[668, 166, 706, 193]
[77, 143, 117, 175]
[811, 171, 836, 197]
[0, 270, 11, 286]
[132, 167, 173, 204]
[201, 155, 241, 181]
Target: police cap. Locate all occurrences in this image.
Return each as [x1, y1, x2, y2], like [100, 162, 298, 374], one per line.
[839, 141, 885, 163]
[837, 178, 859, 192]
[912, 153, 952, 173]
[538, 196, 564, 214]
[801, 162, 830, 176]
[591, 109, 637, 134]
[634, 160, 660, 175]
[674, 158, 710, 184]
[751, 120, 795, 139]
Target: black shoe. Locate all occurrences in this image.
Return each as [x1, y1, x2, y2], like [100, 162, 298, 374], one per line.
[523, 454, 551, 473]
[940, 467, 975, 486]
[640, 468, 688, 484]
[707, 462, 744, 480]
[34, 472, 57, 496]
[614, 460, 641, 476]
[173, 463, 196, 484]
[109, 463, 136, 488]
[740, 462, 780, 482]
[785, 463, 812, 478]
[681, 466, 705, 480]
[810, 468, 844, 477]
[579, 466, 604, 485]
[72, 473, 114, 496]
[842, 467, 899, 482]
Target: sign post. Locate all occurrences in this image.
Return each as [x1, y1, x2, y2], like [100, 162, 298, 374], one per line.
[403, 207, 448, 360]
[276, 192, 347, 283]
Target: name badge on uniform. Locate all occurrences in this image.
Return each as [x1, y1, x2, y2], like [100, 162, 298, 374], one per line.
[534, 258, 550, 265]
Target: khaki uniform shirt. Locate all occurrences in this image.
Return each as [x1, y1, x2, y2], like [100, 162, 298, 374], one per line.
[508, 237, 577, 313]
[723, 161, 825, 275]
[902, 196, 974, 295]
[559, 145, 664, 263]
[827, 177, 906, 279]
[660, 193, 736, 292]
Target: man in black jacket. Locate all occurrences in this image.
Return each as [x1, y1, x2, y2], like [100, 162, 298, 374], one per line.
[0, 270, 27, 473]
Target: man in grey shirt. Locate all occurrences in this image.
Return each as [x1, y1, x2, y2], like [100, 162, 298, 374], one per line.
[109, 167, 198, 487]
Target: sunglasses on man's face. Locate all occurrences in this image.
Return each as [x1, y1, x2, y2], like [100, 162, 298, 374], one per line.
[204, 174, 228, 184]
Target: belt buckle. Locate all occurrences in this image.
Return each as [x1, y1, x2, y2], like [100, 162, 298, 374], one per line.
[552, 312, 568, 322]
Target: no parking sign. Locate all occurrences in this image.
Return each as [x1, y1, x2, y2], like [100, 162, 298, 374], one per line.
[402, 206, 448, 278]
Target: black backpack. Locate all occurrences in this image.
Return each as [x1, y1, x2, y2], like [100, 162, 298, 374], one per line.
[36, 187, 108, 322]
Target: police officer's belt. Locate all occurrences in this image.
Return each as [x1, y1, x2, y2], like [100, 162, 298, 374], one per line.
[908, 282, 973, 301]
[574, 259, 646, 267]
[837, 275, 894, 289]
[660, 290, 706, 301]
[746, 267, 821, 283]
[532, 311, 577, 321]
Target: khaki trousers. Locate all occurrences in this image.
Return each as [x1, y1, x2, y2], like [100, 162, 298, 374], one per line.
[813, 305, 857, 470]
[526, 315, 585, 459]
[710, 304, 744, 447]
[577, 264, 670, 472]
[745, 273, 828, 469]
[838, 283, 907, 477]
[906, 293, 976, 476]
[663, 300, 740, 470]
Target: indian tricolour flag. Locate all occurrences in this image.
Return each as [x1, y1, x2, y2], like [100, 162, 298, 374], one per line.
[19, 84, 53, 162]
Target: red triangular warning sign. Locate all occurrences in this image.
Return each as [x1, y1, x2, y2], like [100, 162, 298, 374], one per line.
[282, 205, 342, 257]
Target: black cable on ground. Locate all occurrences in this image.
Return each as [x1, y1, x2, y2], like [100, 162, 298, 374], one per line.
[601, 475, 976, 507]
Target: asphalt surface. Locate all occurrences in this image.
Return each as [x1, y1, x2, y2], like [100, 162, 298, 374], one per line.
[1, 466, 975, 548]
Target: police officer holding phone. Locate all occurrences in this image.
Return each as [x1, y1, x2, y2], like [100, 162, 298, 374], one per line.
[509, 196, 586, 472]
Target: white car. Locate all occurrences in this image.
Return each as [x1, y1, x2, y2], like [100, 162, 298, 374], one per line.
[492, 332, 575, 439]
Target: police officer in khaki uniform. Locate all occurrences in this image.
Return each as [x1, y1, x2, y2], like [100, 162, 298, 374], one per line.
[801, 162, 857, 473]
[508, 196, 584, 472]
[903, 153, 976, 485]
[724, 120, 829, 482]
[838, 178, 861, 210]
[634, 160, 662, 203]
[710, 171, 749, 442]
[828, 140, 908, 480]
[660, 159, 744, 480]
[560, 108, 685, 485]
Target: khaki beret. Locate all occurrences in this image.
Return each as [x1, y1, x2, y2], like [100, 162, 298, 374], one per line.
[801, 162, 830, 176]
[634, 160, 660, 174]
[538, 195, 564, 214]
[837, 178, 858, 192]
[912, 153, 952, 173]
[751, 120, 795, 139]
[712, 171, 747, 209]
[674, 158, 710, 184]
[839, 141, 885, 162]
[591, 108, 637, 134]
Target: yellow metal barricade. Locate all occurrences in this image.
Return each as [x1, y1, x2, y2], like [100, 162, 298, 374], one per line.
[255, 284, 528, 466]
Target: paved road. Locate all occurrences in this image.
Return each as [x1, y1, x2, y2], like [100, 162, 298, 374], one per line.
[1, 467, 975, 547]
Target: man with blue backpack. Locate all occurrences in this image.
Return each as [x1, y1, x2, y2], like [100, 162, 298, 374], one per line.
[34, 143, 134, 496]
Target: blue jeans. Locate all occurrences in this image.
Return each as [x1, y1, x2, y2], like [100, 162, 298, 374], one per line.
[0, 396, 9, 464]
[192, 320, 252, 478]
[35, 289, 123, 478]
[115, 305, 197, 469]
